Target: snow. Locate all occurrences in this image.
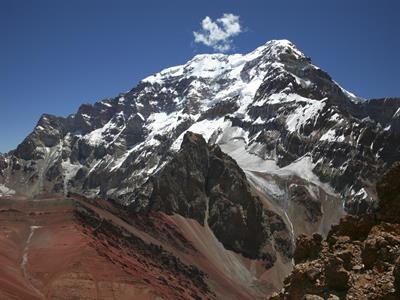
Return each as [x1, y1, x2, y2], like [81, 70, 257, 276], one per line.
[83, 115, 125, 146]
[286, 98, 326, 133]
[245, 171, 284, 198]
[252, 117, 264, 125]
[0, 184, 15, 196]
[147, 112, 174, 132]
[81, 113, 90, 119]
[320, 128, 345, 143]
[61, 160, 81, 195]
[220, 139, 278, 173]
[271, 156, 335, 195]
[329, 113, 341, 122]
[335, 81, 364, 103]
[83, 127, 104, 146]
[110, 145, 141, 172]
[141, 40, 303, 117]
[393, 108, 400, 119]
[171, 117, 227, 151]
[273, 156, 316, 182]
[355, 188, 368, 199]
[142, 65, 185, 84]
[102, 102, 112, 107]
[136, 112, 145, 121]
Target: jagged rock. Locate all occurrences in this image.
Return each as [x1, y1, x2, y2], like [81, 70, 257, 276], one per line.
[269, 163, 400, 300]
[147, 132, 209, 224]
[144, 132, 288, 260]
[324, 256, 350, 290]
[294, 233, 323, 264]
[327, 215, 376, 243]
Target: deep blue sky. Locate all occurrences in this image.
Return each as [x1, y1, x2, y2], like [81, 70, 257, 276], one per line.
[1, 0, 399, 153]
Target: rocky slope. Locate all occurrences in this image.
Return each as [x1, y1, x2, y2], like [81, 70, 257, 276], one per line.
[269, 163, 400, 300]
[0, 196, 214, 300]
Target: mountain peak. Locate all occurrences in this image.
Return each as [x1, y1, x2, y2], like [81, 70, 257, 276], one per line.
[142, 39, 307, 85]
[247, 39, 306, 62]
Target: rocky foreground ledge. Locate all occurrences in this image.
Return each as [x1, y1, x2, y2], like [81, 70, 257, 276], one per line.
[270, 163, 400, 300]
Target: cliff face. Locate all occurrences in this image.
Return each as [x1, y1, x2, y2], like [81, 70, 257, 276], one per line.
[270, 163, 400, 300]
[132, 131, 293, 262]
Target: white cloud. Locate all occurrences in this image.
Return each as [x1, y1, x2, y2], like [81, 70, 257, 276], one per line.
[193, 13, 242, 52]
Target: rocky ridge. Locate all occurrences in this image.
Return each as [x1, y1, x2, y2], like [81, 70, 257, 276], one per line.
[132, 131, 293, 261]
[270, 162, 400, 300]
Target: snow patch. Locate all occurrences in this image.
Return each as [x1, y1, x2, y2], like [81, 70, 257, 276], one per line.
[0, 184, 15, 196]
[62, 160, 81, 195]
[286, 98, 326, 133]
[320, 128, 345, 143]
[171, 118, 227, 151]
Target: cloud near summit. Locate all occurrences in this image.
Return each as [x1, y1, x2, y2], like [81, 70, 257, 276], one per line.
[193, 13, 242, 52]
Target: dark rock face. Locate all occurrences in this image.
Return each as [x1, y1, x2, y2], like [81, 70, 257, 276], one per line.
[376, 161, 400, 223]
[141, 132, 290, 261]
[147, 132, 210, 224]
[270, 163, 400, 300]
[394, 258, 400, 292]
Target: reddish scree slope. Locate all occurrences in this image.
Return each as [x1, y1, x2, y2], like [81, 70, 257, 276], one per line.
[0, 195, 285, 300]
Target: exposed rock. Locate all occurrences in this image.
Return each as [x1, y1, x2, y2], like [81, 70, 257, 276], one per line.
[376, 161, 400, 223]
[141, 132, 291, 261]
[394, 258, 400, 292]
[269, 163, 400, 300]
[294, 233, 323, 264]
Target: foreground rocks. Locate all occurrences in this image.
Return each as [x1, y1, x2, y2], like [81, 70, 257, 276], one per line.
[270, 163, 400, 300]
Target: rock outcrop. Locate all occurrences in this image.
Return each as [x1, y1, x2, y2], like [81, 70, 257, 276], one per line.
[270, 163, 400, 300]
[133, 132, 293, 261]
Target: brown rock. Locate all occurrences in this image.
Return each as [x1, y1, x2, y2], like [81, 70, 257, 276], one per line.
[294, 233, 323, 264]
[325, 256, 350, 291]
[376, 162, 400, 223]
[394, 258, 400, 292]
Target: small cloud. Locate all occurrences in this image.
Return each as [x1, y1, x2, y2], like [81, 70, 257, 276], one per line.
[193, 13, 242, 52]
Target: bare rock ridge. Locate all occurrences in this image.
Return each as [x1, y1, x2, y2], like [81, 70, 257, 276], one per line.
[134, 131, 293, 261]
[270, 162, 400, 300]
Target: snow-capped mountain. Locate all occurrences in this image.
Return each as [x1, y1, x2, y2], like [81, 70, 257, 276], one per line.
[1, 39, 400, 299]
[1, 39, 399, 217]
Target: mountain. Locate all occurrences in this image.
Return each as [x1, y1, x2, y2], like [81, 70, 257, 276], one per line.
[0, 133, 292, 299]
[0, 39, 400, 299]
[269, 162, 400, 300]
